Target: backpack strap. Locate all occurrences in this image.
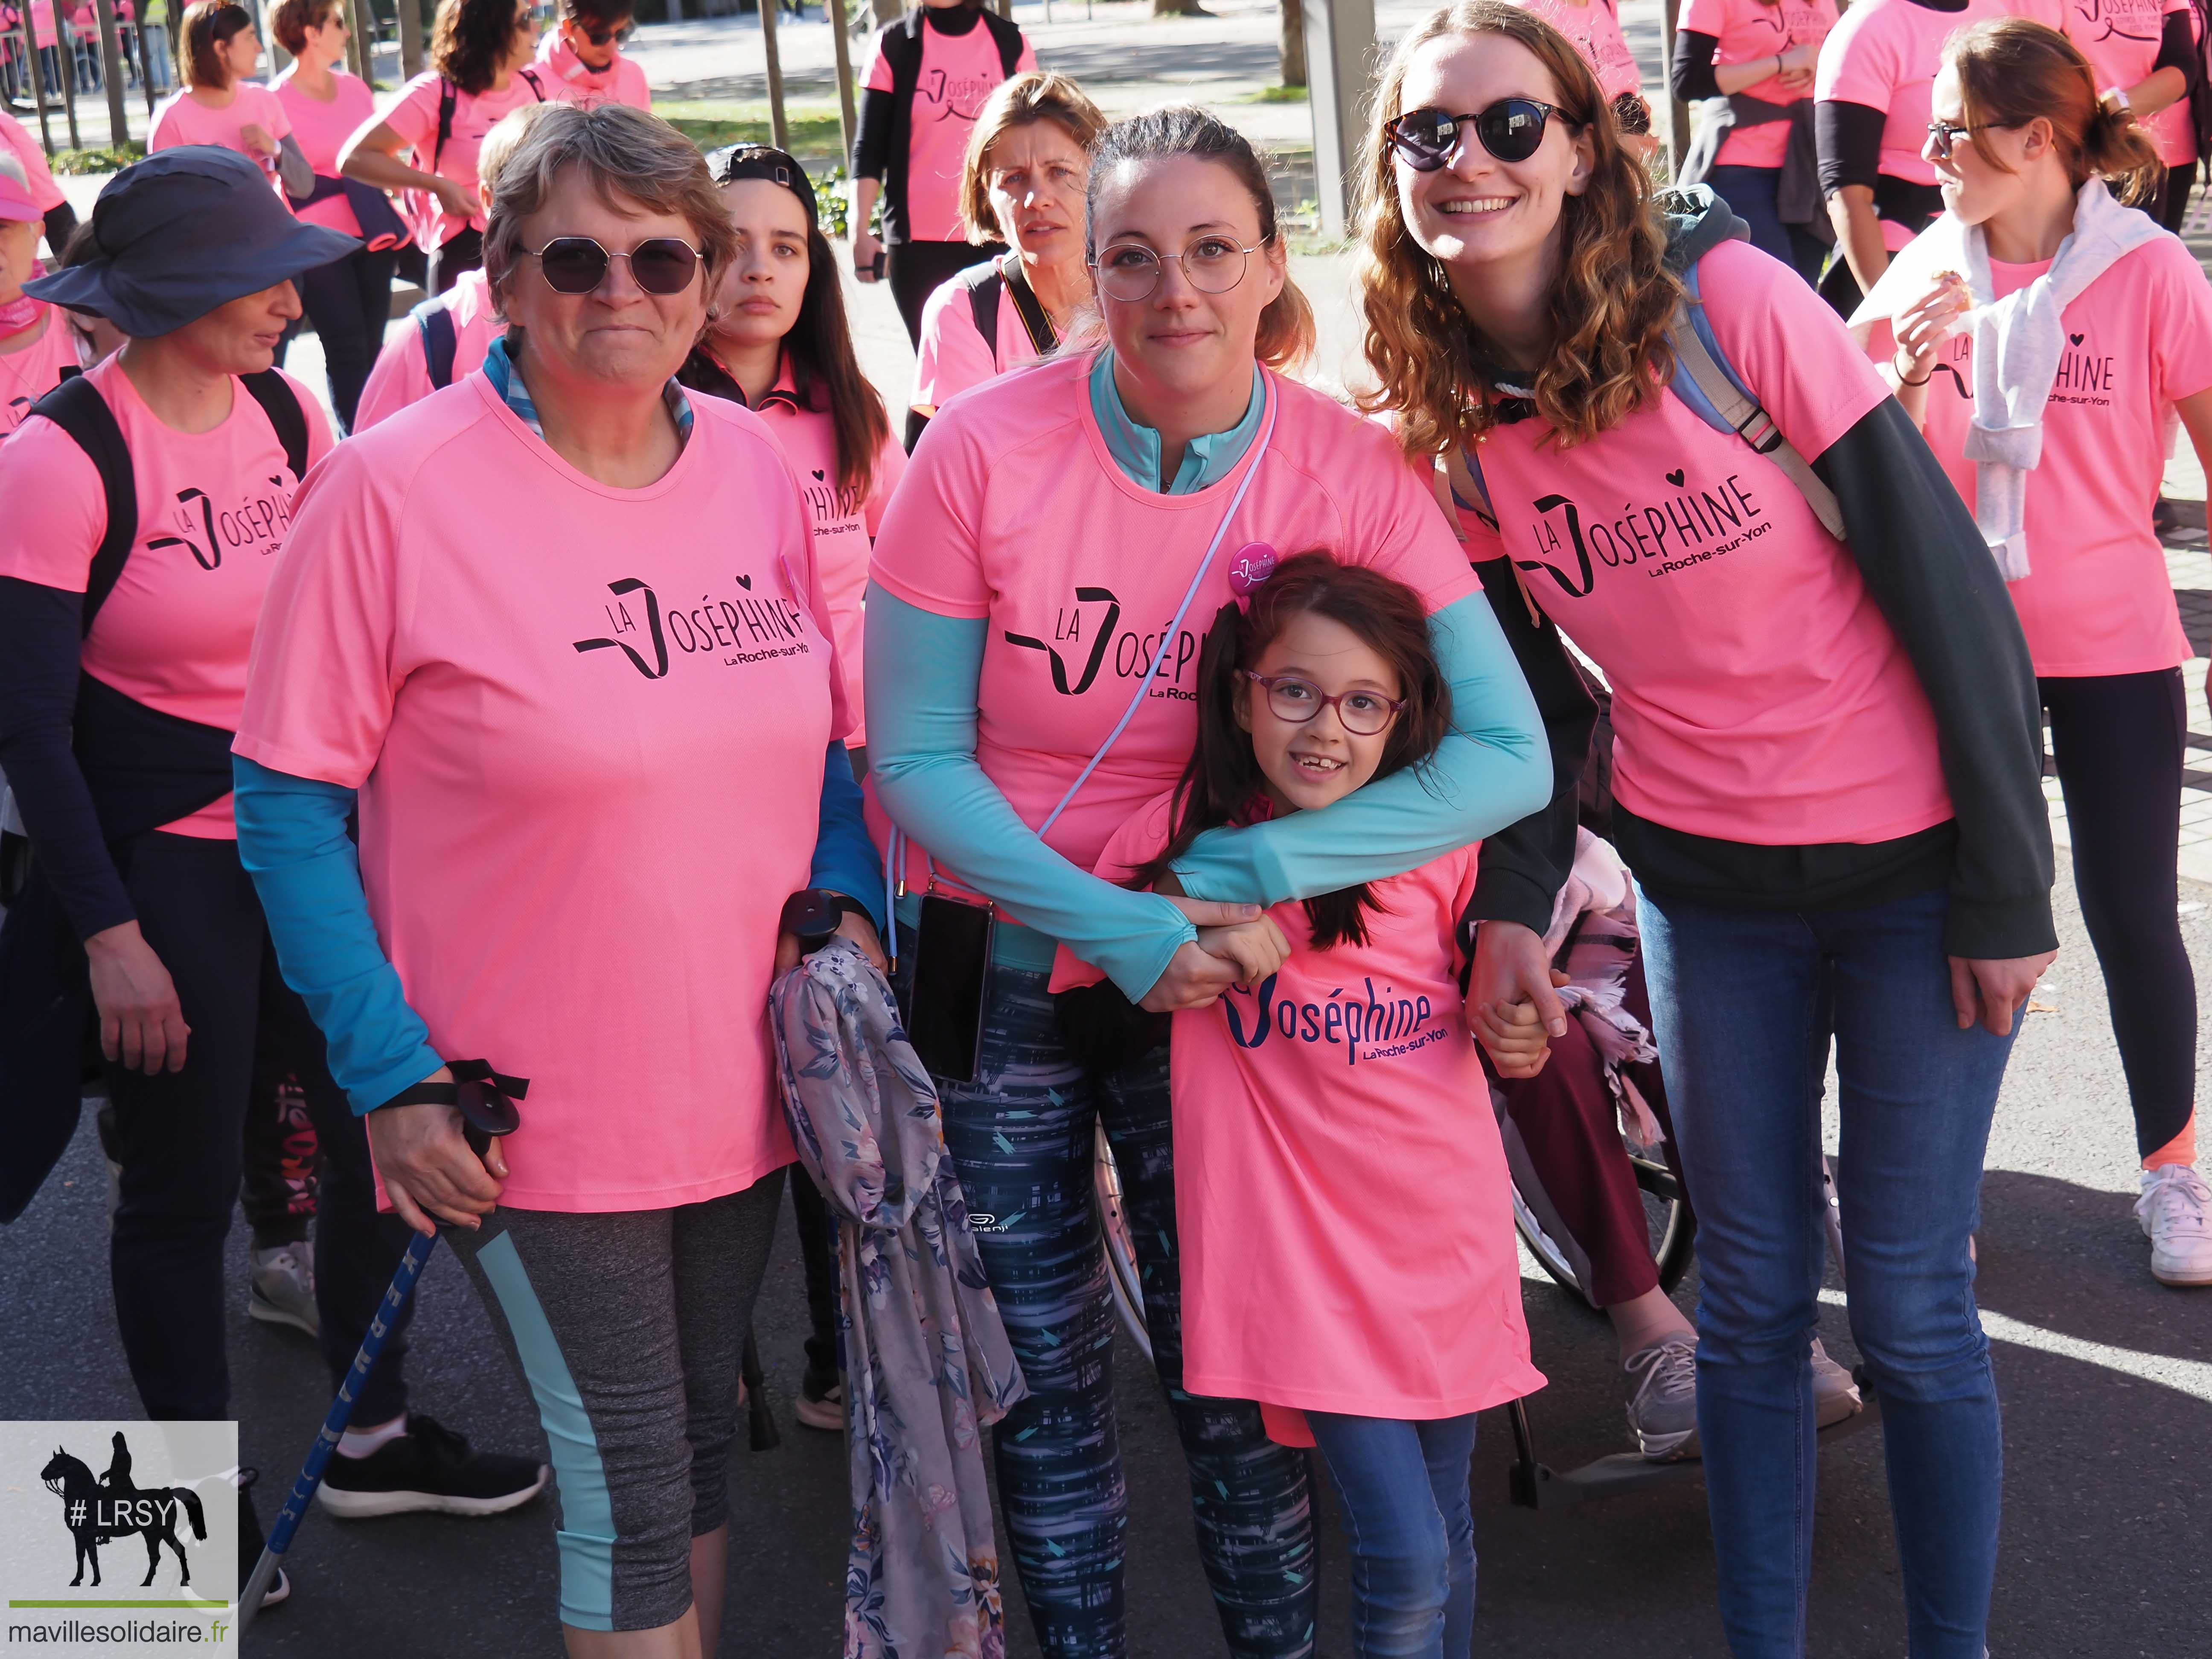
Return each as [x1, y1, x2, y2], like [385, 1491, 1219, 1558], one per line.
[1441, 442, 1495, 530]
[996, 253, 1057, 355]
[413, 295, 459, 390]
[958, 259, 1001, 357]
[518, 65, 544, 100]
[432, 78, 456, 172]
[27, 374, 136, 637]
[239, 370, 311, 483]
[1666, 274, 1845, 540]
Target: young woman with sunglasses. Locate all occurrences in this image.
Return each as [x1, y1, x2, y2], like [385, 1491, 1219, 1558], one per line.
[152, 0, 314, 203]
[536, 0, 649, 111]
[235, 104, 883, 1657]
[1858, 17, 2212, 1288]
[908, 70, 1104, 446]
[850, 0, 1036, 344]
[1363, 6, 2056, 1652]
[339, 0, 546, 295]
[864, 103, 1548, 1657]
[1670, 0, 1837, 279]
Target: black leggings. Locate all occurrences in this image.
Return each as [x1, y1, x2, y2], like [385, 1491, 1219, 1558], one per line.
[886, 237, 999, 347]
[2152, 160, 2197, 235]
[2041, 669, 2197, 1159]
[297, 246, 399, 435]
[105, 832, 417, 1425]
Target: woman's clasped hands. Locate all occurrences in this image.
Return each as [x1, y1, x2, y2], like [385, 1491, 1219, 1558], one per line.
[1141, 894, 1294, 1013]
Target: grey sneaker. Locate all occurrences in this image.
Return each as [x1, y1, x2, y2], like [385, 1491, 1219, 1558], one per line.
[1810, 1338, 1863, 1426]
[249, 1243, 319, 1337]
[1624, 1331, 1700, 1461]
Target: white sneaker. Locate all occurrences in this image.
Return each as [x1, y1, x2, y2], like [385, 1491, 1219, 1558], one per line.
[2136, 1165, 2212, 1286]
[1810, 1338, 1863, 1426]
[249, 1244, 320, 1336]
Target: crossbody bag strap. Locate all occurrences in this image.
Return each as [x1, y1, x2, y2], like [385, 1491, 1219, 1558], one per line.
[997, 253, 1057, 356]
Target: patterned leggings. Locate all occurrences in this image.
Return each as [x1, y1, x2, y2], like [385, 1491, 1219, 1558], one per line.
[927, 956, 1317, 1659]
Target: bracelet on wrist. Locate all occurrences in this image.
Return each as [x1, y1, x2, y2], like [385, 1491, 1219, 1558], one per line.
[1894, 357, 1932, 387]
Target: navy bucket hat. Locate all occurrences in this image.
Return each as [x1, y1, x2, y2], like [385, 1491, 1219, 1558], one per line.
[25, 146, 360, 338]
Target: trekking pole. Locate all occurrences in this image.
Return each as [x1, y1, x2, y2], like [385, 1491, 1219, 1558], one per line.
[238, 1227, 436, 1632]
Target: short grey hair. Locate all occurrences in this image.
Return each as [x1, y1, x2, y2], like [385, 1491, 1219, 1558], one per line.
[482, 102, 738, 317]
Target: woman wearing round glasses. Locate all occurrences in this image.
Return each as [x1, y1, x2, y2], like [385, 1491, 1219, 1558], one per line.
[234, 103, 884, 1654]
[864, 102, 1549, 1657]
[1361, 5, 2057, 1652]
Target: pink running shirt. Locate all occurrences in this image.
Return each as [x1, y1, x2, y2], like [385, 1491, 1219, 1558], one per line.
[0, 355, 335, 835]
[0, 110, 68, 212]
[352, 268, 501, 432]
[866, 351, 1482, 886]
[1678, 0, 1840, 169]
[1508, 0, 1643, 102]
[274, 67, 377, 237]
[535, 31, 651, 109]
[862, 20, 1036, 242]
[747, 359, 908, 746]
[0, 309, 77, 434]
[149, 84, 294, 199]
[2058, 0, 2195, 166]
[233, 374, 850, 1213]
[1052, 794, 1544, 1441]
[910, 259, 1042, 415]
[1453, 238, 1953, 845]
[379, 68, 548, 248]
[1868, 235, 2212, 675]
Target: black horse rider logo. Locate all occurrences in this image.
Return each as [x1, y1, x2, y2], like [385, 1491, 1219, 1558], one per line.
[39, 1432, 208, 1589]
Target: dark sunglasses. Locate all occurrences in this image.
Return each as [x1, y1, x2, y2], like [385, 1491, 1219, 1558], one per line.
[580, 20, 627, 45]
[1385, 99, 1565, 169]
[525, 236, 701, 295]
[1925, 117, 2017, 160]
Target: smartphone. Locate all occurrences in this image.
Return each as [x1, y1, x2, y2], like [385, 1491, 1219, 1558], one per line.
[870, 249, 887, 281]
[906, 892, 994, 1084]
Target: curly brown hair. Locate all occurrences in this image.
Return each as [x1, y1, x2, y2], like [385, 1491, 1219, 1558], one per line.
[431, 0, 530, 96]
[1355, 0, 1679, 456]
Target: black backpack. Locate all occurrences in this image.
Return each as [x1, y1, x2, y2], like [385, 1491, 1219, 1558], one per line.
[414, 294, 460, 390]
[432, 66, 546, 175]
[27, 370, 311, 634]
[956, 252, 1058, 362]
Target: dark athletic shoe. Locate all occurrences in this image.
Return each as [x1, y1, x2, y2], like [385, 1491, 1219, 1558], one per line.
[317, 1415, 547, 1520]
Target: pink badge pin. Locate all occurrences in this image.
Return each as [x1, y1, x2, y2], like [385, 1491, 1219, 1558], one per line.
[1227, 542, 1278, 596]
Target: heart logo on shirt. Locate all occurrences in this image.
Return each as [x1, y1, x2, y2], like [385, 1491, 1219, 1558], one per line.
[735, 574, 752, 590]
[811, 469, 825, 480]
[2069, 333, 2084, 346]
[1665, 469, 1686, 487]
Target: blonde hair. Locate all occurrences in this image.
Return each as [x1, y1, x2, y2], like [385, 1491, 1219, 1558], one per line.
[482, 103, 737, 318]
[475, 100, 555, 202]
[1356, 0, 1679, 455]
[1949, 18, 2163, 204]
[958, 72, 1109, 244]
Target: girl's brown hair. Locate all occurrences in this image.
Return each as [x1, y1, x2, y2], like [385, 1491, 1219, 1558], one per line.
[179, 0, 254, 90]
[1356, 0, 1679, 456]
[1134, 554, 1454, 950]
[431, 0, 528, 95]
[269, 0, 339, 57]
[960, 71, 1109, 244]
[1948, 17, 2163, 205]
[1083, 104, 1316, 373]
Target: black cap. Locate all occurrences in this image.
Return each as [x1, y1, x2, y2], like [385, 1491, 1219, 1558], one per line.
[704, 143, 818, 235]
[25, 146, 359, 338]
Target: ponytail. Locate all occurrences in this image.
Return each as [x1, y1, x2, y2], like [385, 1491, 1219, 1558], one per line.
[1949, 17, 2163, 204]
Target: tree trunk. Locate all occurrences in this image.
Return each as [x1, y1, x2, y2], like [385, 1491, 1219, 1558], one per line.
[1278, 0, 1304, 87]
[397, 0, 424, 79]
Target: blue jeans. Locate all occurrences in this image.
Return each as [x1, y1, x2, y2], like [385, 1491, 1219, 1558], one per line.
[1707, 164, 1827, 284]
[1304, 1414, 1478, 1659]
[1636, 883, 2012, 1659]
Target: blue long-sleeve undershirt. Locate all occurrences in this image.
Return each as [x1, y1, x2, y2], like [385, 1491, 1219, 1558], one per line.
[234, 741, 885, 1115]
[863, 586, 1551, 1001]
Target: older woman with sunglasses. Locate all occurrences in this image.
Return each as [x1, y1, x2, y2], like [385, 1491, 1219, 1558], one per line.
[864, 102, 1548, 1658]
[233, 102, 882, 1658]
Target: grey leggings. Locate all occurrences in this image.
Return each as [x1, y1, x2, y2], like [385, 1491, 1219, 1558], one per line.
[443, 1169, 785, 1633]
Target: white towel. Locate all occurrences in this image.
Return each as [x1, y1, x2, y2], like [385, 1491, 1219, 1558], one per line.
[1848, 178, 2165, 578]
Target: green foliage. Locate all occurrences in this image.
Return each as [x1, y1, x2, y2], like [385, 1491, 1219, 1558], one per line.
[654, 99, 850, 160]
[1238, 84, 1310, 104]
[50, 142, 146, 174]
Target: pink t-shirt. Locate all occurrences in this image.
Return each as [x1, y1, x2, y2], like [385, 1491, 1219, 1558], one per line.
[149, 84, 294, 201]
[534, 32, 650, 110]
[862, 19, 1036, 242]
[910, 259, 1040, 415]
[747, 362, 907, 746]
[1455, 239, 1952, 844]
[0, 308, 77, 435]
[866, 352, 1483, 885]
[1508, 0, 1643, 102]
[352, 268, 501, 432]
[380, 68, 548, 247]
[1816, 0, 2016, 242]
[274, 67, 377, 236]
[1869, 234, 2212, 675]
[1, 109, 68, 212]
[2060, 0, 2195, 165]
[1051, 794, 1543, 1441]
[233, 374, 850, 1212]
[0, 355, 334, 836]
[1679, 0, 1841, 169]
